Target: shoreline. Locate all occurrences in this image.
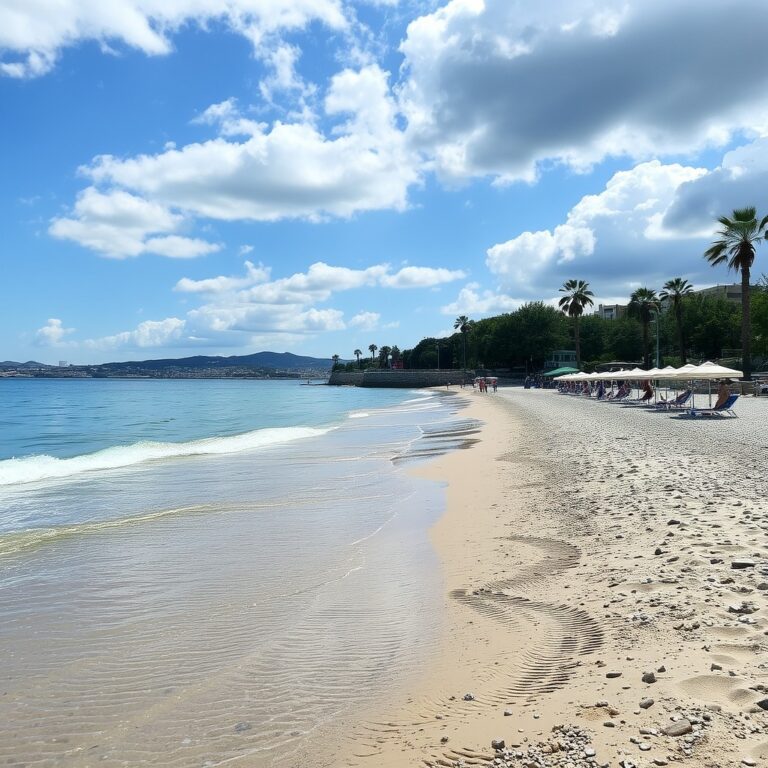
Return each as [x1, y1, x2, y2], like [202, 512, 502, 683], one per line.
[336, 387, 767, 767]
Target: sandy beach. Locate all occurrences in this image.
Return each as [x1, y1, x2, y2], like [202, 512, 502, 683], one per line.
[336, 387, 768, 768]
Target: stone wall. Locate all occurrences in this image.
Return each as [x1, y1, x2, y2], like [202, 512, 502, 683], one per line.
[328, 369, 474, 388]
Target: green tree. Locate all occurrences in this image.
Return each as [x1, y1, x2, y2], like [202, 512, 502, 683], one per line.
[331, 354, 340, 370]
[454, 315, 471, 374]
[557, 279, 594, 367]
[604, 318, 643, 363]
[659, 278, 694, 364]
[510, 302, 568, 370]
[378, 345, 392, 368]
[704, 206, 768, 379]
[368, 343, 378, 362]
[353, 348, 362, 368]
[628, 287, 660, 368]
[578, 314, 607, 364]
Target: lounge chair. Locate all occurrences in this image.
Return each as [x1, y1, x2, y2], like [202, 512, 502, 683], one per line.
[654, 390, 691, 410]
[687, 394, 739, 418]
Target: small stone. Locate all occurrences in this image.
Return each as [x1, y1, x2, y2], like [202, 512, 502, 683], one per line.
[657, 665, 666, 673]
[662, 719, 692, 737]
[606, 671, 622, 679]
[639, 698, 654, 709]
[639, 743, 651, 751]
[440, 736, 449, 744]
[742, 759, 757, 767]
[731, 559, 756, 570]
[711, 663, 723, 671]
[504, 709, 513, 716]
[491, 739, 505, 750]
[756, 698, 768, 711]
[604, 720, 616, 728]
[584, 747, 596, 757]
[642, 671, 657, 684]
[462, 693, 475, 701]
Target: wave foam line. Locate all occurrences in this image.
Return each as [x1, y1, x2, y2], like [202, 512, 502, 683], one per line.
[0, 426, 333, 488]
[0, 504, 217, 557]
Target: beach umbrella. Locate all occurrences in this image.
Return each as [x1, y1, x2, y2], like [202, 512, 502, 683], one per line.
[685, 361, 743, 379]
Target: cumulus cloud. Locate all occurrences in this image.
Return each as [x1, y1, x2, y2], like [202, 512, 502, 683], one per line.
[399, 0, 768, 182]
[349, 311, 380, 330]
[485, 160, 713, 298]
[440, 284, 523, 316]
[174, 261, 271, 294]
[80, 65, 418, 224]
[84, 318, 186, 350]
[35, 318, 75, 346]
[0, 0, 348, 78]
[380, 265, 466, 288]
[49, 188, 220, 258]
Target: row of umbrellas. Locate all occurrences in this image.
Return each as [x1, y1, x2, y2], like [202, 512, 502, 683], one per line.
[554, 361, 743, 382]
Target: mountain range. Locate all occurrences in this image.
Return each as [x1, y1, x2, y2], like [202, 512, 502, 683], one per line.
[1, 352, 336, 371]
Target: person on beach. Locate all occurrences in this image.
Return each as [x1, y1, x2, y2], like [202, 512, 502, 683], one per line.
[714, 379, 731, 408]
[639, 380, 654, 402]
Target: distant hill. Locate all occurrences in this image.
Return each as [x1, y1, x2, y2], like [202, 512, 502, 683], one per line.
[0, 360, 52, 369]
[98, 351, 336, 371]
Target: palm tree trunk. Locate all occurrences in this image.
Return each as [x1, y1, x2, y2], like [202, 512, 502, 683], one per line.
[675, 302, 686, 365]
[742, 266, 752, 380]
[574, 317, 581, 368]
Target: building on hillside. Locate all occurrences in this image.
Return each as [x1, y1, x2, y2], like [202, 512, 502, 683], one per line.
[693, 283, 742, 303]
[543, 350, 577, 371]
[595, 303, 627, 320]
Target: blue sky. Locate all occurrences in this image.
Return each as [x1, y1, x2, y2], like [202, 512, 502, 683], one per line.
[4, 0, 768, 364]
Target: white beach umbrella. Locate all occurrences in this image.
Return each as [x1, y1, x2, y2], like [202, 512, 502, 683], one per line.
[667, 363, 699, 380]
[686, 361, 744, 379]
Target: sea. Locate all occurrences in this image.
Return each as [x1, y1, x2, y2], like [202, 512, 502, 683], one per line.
[0, 378, 476, 767]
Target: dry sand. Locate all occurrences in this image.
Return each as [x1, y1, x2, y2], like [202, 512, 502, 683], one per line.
[336, 387, 768, 768]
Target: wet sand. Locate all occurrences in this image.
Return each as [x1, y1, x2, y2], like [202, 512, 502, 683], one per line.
[337, 387, 768, 767]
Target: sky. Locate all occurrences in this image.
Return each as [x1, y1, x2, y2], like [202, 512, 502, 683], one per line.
[4, 0, 768, 364]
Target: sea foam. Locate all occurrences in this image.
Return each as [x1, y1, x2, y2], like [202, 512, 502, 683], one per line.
[0, 426, 332, 487]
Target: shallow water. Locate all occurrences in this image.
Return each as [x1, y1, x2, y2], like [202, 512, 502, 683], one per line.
[0, 380, 473, 766]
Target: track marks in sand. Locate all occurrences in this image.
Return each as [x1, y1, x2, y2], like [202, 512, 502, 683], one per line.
[344, 535, 604, 765]
[450, 590, 604, 700]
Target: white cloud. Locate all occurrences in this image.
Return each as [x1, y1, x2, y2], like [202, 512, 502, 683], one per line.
[380, 265, 466, 288]
[49, 188, 220, 259]
[79, 65, 419, 224]
[85, 318, 186, 350]
[35, 318, 75, 346]
[349, 311, 380, 330]
[440, 283, 523, 316]
[175, 261, 271, 294]
[485, 160, 714, 298]
[398, 0, 768, 182]
[0, 0, 348, 78]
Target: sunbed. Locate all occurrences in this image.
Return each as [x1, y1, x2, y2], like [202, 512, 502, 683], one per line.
[687, 394, 739, 418]
[654, 390, 691, 410]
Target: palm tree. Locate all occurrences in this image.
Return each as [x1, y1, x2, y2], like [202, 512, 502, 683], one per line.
[353, 348, 362, 368]
[659, 278, 694, 364]
[379, 345, 392, 368]
[557, 279, 594, 368]
[628, 288, 660, 368]
[331, 354, 340, 370]
[368, 343, 378, 362]
[454, 315, 470, 373]
[704, 207, 768, 380]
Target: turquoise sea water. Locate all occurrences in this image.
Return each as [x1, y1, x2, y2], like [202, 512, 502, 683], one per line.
[0, 379, 473, 767]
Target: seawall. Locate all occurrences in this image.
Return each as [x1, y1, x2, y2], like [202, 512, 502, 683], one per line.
[328, 369, 475, 388]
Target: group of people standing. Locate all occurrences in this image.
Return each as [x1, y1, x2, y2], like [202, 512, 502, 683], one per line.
[474, 377, 497, 392]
